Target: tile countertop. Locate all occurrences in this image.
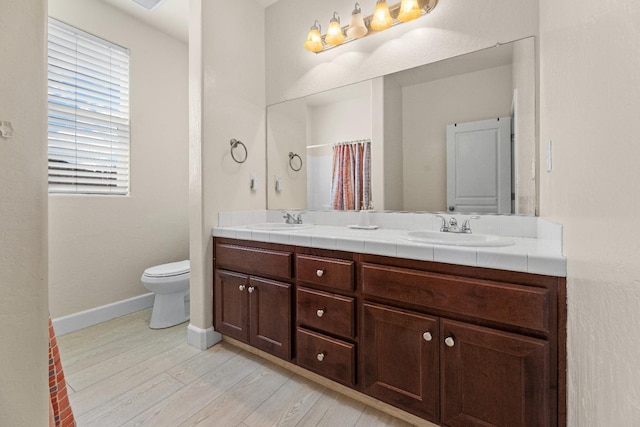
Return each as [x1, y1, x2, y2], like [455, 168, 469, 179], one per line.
[212, 223, 566, 277]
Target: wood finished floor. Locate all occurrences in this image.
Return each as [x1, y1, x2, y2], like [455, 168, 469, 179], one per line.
[57, 309, 415, 427]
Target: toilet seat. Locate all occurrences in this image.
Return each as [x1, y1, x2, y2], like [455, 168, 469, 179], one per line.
[143, 260, 189, 278]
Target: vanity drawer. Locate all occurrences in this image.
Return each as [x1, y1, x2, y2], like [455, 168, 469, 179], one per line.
[215, 242, 293, 280]
[297, 287, 355, 339]
[297, 254, 354, 291]
[361, 263, 550, 333]
[296, 328, 356, 387]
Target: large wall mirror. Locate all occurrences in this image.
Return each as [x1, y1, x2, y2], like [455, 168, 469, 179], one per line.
[267, 37, 537, 216]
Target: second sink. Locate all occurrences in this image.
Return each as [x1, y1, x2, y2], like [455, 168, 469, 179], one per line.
[406, 230, 514, 247]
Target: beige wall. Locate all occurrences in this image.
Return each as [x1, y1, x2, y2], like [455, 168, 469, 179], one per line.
[48, 0, 189, 317]
[382, 76, 404, 210]
[400, 65, 513, 211]
[0, 0, 49, 424]
[539, 0, 640, 424]
[190, 0, 265, 334]
[512, 37, 537, 215]
[267, 99, 308, 210]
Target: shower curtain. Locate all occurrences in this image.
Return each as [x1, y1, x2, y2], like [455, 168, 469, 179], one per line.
[330, 140, 371, 210]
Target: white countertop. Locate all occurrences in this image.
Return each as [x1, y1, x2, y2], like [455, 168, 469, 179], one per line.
[212, 224, 566, 277]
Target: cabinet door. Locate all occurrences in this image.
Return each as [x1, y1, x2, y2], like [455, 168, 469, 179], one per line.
[362, 303, 439, 422]
[249, 277, 292, 360]
[214, 270, 249, 342]
[441, 319, 549, 427]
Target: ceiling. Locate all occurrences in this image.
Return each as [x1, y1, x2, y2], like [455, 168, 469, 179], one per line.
[98, 0, 279, 42]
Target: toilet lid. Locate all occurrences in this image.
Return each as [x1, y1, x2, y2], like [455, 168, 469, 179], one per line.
[144, 260, 190, 278]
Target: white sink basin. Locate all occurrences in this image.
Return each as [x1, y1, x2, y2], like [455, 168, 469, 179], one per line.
[246, 223, 314, 231]
[406, 230, 514, 247]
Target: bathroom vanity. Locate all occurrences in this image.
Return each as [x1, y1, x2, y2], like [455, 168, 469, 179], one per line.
[212, 218, 566, 427]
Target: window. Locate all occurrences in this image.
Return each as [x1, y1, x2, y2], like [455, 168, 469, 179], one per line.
[47, 18, 130, 195]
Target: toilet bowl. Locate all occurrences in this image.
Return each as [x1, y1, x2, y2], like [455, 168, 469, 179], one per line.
[141, 260, 190, 329]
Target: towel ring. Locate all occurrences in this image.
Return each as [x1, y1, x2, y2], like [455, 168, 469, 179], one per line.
[230, 139, 247, 163]
[289, 152, 302, 172]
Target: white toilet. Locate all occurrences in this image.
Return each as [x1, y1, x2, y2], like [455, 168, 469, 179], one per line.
[141, 260, 190, 329]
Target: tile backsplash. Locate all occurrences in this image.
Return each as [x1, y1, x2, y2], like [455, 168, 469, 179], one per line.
[218, 210, 562, 241]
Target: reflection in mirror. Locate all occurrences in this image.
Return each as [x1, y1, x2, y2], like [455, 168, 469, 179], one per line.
[267, 37, 536, 215]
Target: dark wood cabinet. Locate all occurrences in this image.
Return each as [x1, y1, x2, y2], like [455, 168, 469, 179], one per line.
[215, 270, 292, 360]
[249, 277, 291, 360]
[361, 260, 561, 427]
[297, 254, 355, 291]
[214, 270, 248, 342]
[296, 327, 356, 387]
[295, 250, 359, 388]
[440, 319, 549, 427]
[297, 287, 355, 339]
[214, 240, 294, 361]
[362, 302, 440, 422]
[213, 237, 565, 427]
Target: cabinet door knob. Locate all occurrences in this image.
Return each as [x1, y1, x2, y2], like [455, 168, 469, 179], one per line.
[444, 336, 455, 347]
[316, 269, 324, 277]
[422, 331, 433, 342]
[238, 285, 246, 291]
[316, 309, 325, 318]
[248, 286, 255, 293]
[317, 352, 325, 362]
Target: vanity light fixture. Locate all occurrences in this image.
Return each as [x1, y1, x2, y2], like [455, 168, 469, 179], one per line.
[304, 0, 439, 53]
[370, 0, 393, 31]
[304, 20, 323, 53]
[398, 0, 422, 22]
[347, 3, 368, 39]
[325, 12, 346, 46]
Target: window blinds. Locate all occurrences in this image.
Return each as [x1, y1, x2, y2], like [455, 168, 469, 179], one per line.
[47, 18, 130, 195]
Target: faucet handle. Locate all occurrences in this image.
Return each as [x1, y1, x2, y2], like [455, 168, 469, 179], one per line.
[282, 211, 294, 224]
[435, 215, 449, 232]
[462, 216, 481, 233]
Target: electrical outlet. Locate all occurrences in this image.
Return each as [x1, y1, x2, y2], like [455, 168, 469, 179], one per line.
[546, 140, 552, 172]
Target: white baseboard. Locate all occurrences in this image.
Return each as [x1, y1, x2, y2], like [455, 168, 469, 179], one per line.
[187, 323, 222, 350]
[52, 293, 155, 336]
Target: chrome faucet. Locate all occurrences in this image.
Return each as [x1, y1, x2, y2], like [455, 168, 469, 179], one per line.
[282, 211, 303, 224]
[436, 215, 480, 234]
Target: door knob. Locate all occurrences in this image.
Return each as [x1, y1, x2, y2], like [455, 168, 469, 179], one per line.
[238, 284, 246, 291]
[316, 309, 325, 318]
[248, 286, 255, 293]
[448, 206, 455, 211]
[317, 352, 325, 362]
[316, 269, 324, 277]
[444, 336, 455, 347]
[422, 331, 433, 342]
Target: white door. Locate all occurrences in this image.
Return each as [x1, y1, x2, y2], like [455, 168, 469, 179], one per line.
[446, 118, 512, 214]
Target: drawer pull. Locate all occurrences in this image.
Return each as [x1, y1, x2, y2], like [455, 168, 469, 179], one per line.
[444, 336, 455, 347]
[238, 284, 246, 292]
[316, 309, 325, 318]
[248, 286, 255, 293]
[422, 331, 433, 342]
[317, 352, 325, 362]
[316, 269, 324, 277]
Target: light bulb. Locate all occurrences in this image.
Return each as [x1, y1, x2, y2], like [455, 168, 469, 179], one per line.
[346, 2, 368, 39]
[370, 0, 393, 32]
[304, 20, 323, 53]
[398, 0, 422, 22]
[325, 12, 345, 46]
